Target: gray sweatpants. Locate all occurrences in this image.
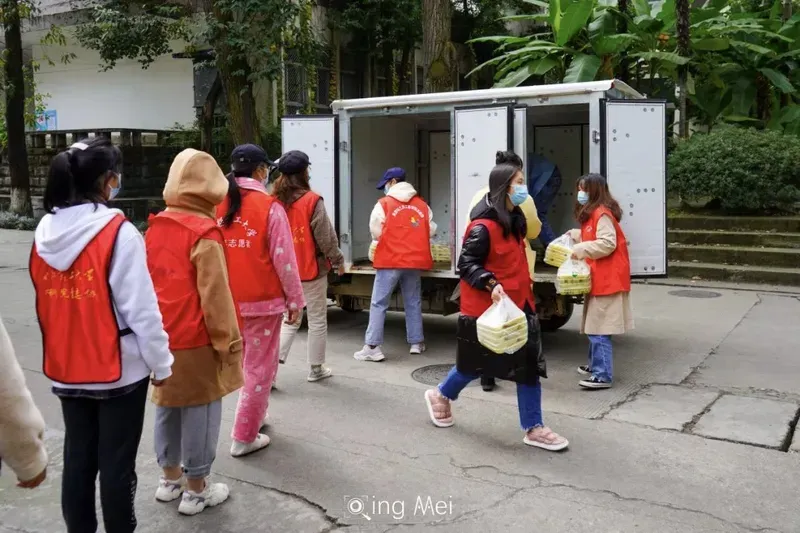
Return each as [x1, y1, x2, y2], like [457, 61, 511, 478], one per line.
[154, 400, 222, 479]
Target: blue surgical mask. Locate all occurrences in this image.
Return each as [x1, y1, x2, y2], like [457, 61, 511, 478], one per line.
[577, 190, 589, 205]
[508, 184, 528, 206]
[384, 184, 391, 195]
[109, 173, 122, 200]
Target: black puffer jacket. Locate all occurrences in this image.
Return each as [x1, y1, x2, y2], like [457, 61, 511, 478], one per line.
[454, 195, 546, 384]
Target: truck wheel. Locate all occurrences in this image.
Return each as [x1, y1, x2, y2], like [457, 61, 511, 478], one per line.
[339, 296, 362, 313]
[539, 301, 574, 332]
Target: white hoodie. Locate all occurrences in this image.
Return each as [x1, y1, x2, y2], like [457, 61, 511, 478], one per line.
[33, 204, 173, 391]
[369, 182, 438, 241]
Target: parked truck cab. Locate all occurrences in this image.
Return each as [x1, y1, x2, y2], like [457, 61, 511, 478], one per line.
[280, 80, 667, 331]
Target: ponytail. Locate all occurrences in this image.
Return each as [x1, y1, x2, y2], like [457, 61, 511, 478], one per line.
[43, 137, 122, 214]
[221, 172, 242, 227]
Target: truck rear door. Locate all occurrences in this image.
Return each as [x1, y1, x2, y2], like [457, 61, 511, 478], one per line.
[454, 105, 515, 262]
[601, 100, 667, 277]
[280, 116, 338, 231]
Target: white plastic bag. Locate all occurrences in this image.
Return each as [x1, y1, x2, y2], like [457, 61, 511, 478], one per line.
[555, 258, 592, 295]
[544, 234, 574, 267]
[476, 296, 528, 355]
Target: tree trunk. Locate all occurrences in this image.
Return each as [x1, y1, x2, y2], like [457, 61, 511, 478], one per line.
[383, 45, 394, 97]
[422, 0, 453, 93]
[398, 45, 411, 95]
[676, 0, 690, 138]
[200, 72, 222, 154]
[2, 0, 32, 217]
[216, 48, 262, 146]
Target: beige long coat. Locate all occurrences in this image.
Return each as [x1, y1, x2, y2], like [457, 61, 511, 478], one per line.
[150, 149, 244, 408]
[570, 215, 635, 336]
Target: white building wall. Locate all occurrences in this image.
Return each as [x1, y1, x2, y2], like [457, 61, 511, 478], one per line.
[31, 41, 195, 131]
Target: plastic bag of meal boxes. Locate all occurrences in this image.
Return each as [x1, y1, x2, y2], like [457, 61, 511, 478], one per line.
[555, 258, 592, 296]
[430, 236, 451, 264]
[544, 234, 574, 267]
[476, 296, 529, 355]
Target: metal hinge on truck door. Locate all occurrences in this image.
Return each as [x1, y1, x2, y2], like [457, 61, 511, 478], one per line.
[339, 141, 349, 152]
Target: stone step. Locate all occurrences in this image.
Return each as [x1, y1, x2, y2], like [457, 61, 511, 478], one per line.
[668, 229, 800, 249]
[669, 261, 800, 286]
[668, 215, 800, 233]
[668, 244, 800, 269]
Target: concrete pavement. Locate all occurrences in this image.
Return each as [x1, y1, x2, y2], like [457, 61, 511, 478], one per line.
[1, 228, 799, 533]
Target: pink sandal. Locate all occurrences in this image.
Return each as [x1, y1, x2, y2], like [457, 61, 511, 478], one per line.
[523, 426, 569, 451]
[424, 389, 454, 428]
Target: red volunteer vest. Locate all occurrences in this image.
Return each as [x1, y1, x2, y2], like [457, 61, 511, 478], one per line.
[283, 191, 326, 281]
[30, 215, 129, 384]
[145, 211, 221, 350]
[372, 196, 434, 270]
[460, 219, 534, 318]
[215, 191, 284, 302]
[580, 206, 631, 296]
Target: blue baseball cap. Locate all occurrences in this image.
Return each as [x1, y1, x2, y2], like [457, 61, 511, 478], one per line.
[376, 167, 406, 190]
[231, 144, 272, 171]
[277, 150, 311, 175]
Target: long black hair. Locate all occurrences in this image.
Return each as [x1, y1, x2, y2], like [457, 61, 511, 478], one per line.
[487, 163, 523, 238]
[43, 137, 122, 214]
[221, 160, 266, 228]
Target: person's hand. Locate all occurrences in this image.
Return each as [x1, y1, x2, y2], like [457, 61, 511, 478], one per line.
[286, 309, 301, 325]
[151, 376, 168, 387]
[17, 467, 46, 489]
[337, 264, 346, 276]
[491, 284, 506, 303]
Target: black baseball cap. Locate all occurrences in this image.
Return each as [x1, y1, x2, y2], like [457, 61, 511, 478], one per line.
[231, 144, 272, 170]
[376, 167, 406, 190]
[277, 150, 311, 174]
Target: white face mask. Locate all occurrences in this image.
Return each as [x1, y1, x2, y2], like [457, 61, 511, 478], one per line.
[109, 173, 122, 200]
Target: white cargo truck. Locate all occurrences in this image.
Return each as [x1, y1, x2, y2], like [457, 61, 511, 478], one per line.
[280, 79, 666, 331]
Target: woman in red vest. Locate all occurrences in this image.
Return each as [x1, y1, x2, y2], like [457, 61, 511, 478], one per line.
[30, 138, 174, 531]
[216, 144, 306, 457]
[273, 151, 345, 382]
[146, 149, 244, 516]
[423, 162, 568, 451]
[568, 173, 634, 390]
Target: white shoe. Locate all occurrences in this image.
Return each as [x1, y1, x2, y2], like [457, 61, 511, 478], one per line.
[155, 476, 184, 502]
[354, 345, 385, 362]
[178, 480, 230, 515]
[410, 343, 426, 355]
[230, 434, 271, 457]
[308, 364, 333, 382]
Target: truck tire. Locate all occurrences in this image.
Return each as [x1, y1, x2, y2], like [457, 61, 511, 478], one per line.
[539, 301, 574, 332]
[339, 296, 362, 313]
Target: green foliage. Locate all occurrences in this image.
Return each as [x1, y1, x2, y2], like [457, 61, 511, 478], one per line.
[0, 211, 37, 230]
[668, 127, 800, 212]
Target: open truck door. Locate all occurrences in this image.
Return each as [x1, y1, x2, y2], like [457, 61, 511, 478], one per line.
[280, 116, 338, 231]
[454, 105, 514, 262]
[601, 100, 667, 277]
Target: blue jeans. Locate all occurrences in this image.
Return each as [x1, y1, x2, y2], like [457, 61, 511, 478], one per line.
[588, 335, 613, 382]
[365, 269, 424, 346]
[438, 367, 543, 430]
[534, 175, 562, 248]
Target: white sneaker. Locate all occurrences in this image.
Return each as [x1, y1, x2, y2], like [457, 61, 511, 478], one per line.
[354, 345, 385, 362]
[308, 364, 333, 382]
[230, 434, 271, 457]
[410, 343, 426, 355]
[155, 476, 184, 502]
[178, 480, 230, 516]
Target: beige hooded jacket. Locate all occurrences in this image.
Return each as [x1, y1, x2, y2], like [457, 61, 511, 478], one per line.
[0, 316, 48, 482]
[150, 149, 244, 408]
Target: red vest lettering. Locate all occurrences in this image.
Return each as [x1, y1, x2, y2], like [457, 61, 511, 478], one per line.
[30, 215, 129, 384]
[373, 196, 434, 270]
[283, 191, 326, 282]
[580, 206, 631, 296]
[216, 191, 284, 303]
[145, 211, 222, 350]
[459, 219, 534, 318]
